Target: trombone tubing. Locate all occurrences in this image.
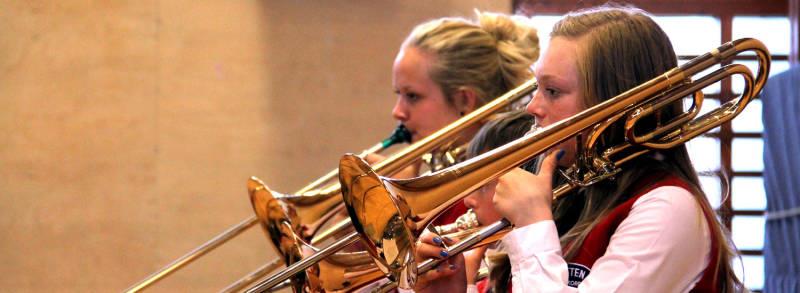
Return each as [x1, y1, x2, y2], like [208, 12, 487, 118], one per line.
[293, 136, 396, 196]
[276, 77, 537, 203]
[245, 232, 361, 293]
[365, 78, 538, 177]
[220, 258, 284, 293]
[375, 219, 512, 293]
[124, 217, 259, 293]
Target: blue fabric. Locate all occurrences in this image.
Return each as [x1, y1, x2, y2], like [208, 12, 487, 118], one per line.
[761, 66, 800, 293]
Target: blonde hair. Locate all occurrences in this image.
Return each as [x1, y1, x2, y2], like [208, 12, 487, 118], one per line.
[403, 11, 539, 107]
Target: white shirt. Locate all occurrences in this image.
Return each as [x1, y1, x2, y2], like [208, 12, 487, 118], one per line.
[503, 186, 712, 292]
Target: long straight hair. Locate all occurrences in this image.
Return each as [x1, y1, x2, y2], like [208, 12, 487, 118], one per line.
[548, 5, 744, 292]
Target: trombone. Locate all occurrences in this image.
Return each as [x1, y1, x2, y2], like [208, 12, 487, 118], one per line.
[125, 126, 410, 293]
[244, 79, 538, 292]
[128, 77, 536, 292]
[338, 38, 770, 289]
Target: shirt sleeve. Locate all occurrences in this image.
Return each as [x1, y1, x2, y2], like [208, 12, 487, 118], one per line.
[502, 186, 711, 293]
[466, 284, 479, 293]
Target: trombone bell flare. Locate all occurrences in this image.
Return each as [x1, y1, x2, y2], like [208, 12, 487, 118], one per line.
[339, 154, 418, 287]
[247, 177, 306, 291]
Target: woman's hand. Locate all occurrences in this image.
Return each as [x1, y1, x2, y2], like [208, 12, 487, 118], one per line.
[464, 246, 488, 285]
[493, 150, 562, 227]
[413, 231, 467, 292]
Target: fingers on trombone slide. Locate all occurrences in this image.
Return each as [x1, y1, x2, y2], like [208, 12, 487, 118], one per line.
[414, 233, 466, 291]
[417, 231, 458, 266]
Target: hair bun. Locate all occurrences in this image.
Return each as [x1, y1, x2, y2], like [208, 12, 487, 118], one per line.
[478, 11, 535, 43]
[401, 11, 540, 108]
[477, 11, 540, 90]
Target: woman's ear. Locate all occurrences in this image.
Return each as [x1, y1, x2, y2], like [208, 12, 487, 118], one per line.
[455, 87, 478, 116]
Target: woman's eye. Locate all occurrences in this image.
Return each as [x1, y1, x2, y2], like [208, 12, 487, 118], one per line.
[405, 92, 420, 102]
[545, 88, 560, 98]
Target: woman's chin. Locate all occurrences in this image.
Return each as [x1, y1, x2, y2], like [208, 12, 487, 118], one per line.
[476, 214, 502, 226]
[409, 132, 421, 143]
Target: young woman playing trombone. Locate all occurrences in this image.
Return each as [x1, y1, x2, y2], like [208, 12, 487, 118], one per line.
[414, 4, 749, 292]
[366, 11, 540, 225]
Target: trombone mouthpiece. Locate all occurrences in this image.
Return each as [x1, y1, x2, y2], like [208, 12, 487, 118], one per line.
[433, 209, 480, 235]
[382, 124, 412, 147]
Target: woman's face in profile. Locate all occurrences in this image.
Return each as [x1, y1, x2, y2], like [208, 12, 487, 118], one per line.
[391, 46, 462, 143]
[463, 179, 503, 225]
[527, 37, 584, 167]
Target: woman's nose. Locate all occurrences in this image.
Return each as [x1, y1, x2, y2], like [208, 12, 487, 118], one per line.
[392, 99, 408, 121]
[525, 92, 544, 122]
[463, 192, 478, 209]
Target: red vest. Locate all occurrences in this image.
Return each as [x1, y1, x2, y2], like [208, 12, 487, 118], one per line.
[432, 200, 468, 226]
[566, 175, 720, 292]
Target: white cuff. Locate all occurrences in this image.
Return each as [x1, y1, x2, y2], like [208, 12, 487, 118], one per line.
[503, 220, 562, 262]
[466, 284, 479, 293]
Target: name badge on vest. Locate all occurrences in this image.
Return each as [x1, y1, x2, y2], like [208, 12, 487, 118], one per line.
[567, 263, 591, 287]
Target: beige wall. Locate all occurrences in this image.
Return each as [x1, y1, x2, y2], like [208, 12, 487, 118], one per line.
[0, 1, 509, 292]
